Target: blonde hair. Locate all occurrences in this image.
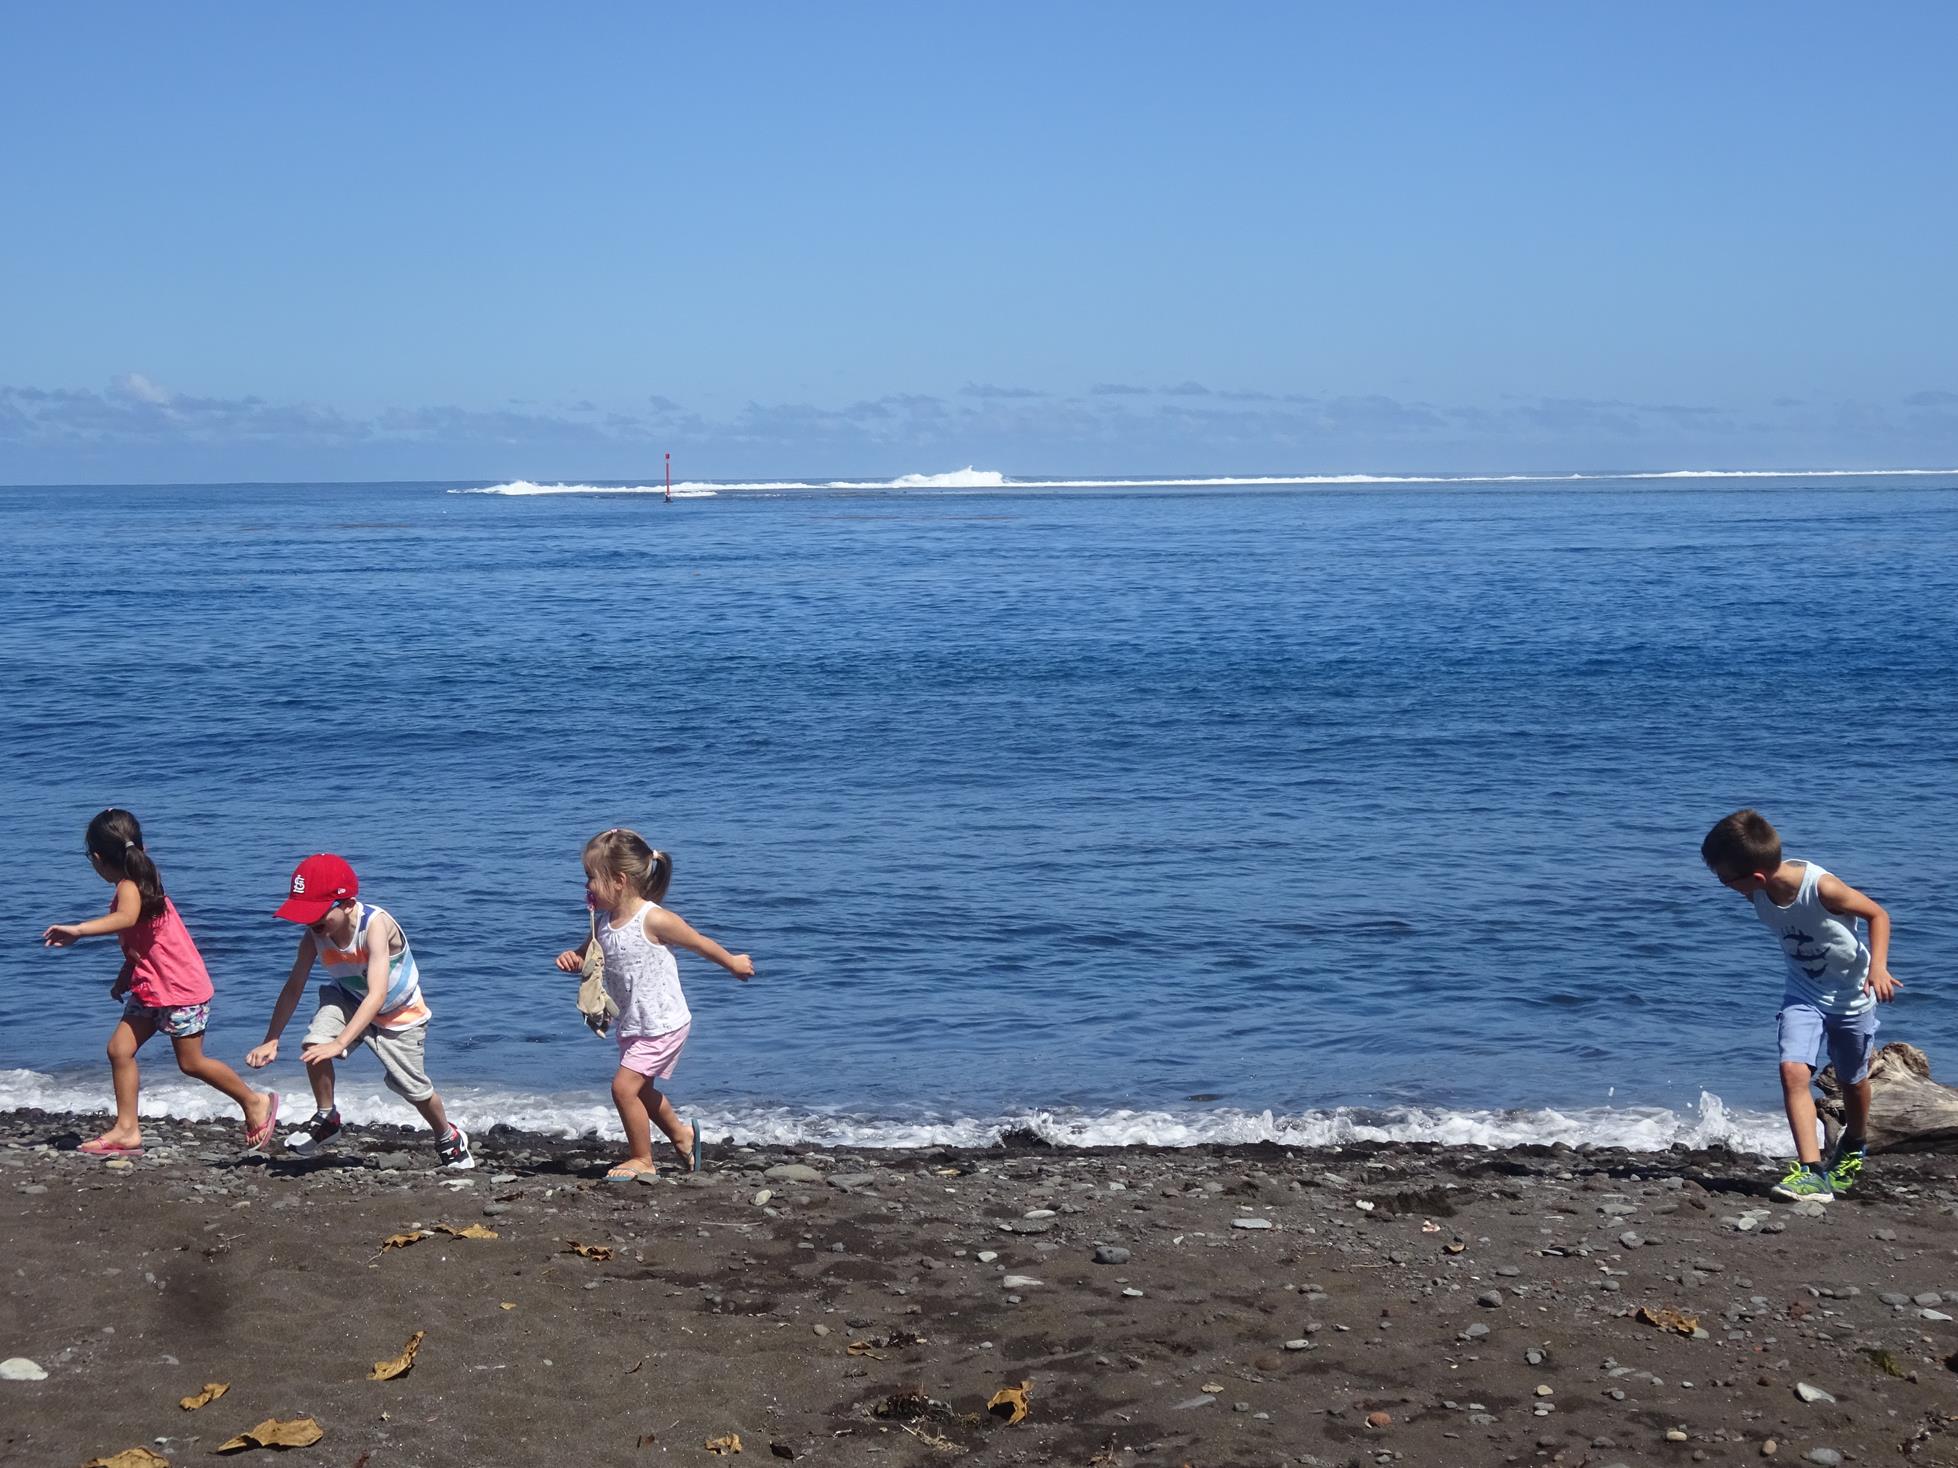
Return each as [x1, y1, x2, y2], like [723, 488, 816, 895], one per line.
[583, 827, 673, 903]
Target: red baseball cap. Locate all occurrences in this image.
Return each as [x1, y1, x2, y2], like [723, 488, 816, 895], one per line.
[275, 853, 359, 924]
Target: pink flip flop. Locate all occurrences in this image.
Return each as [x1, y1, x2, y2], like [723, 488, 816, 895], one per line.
[77, 1138, 144, 1158]
[243, 1092, 280, 1153]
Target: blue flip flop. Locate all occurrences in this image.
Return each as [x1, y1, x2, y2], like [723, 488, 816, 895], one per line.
[689, 1118, 703, 1173]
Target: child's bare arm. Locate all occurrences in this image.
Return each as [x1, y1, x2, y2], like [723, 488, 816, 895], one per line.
[1818, 873, 1899, 1001]
[300, 915, 393, 1059]
[41, 880, 144, 946]
[554, 931, 595, 974]
[644, 906, 755, 980]
[247, 937, 319, 1066]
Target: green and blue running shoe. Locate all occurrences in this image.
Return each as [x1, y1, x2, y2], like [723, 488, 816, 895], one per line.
[1826, 1140, 1867, 1196]
[1770, 1161, 1834, 1203]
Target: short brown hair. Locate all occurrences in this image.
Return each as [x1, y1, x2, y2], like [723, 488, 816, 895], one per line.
[1701, 809, 1781, 876]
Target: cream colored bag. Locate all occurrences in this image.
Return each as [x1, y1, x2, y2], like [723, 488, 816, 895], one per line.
[576, 912, 618, 1036]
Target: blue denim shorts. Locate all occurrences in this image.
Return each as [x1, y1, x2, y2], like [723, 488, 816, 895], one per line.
[1777, 999, 1878, 1084]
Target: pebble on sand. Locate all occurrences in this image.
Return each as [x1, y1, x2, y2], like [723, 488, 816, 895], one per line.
[0, 1359, 47, 1381]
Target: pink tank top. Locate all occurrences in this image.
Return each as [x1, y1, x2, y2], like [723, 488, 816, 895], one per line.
[118, 897, 215, 1008]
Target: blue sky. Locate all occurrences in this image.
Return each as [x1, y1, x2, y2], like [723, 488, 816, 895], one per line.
[3, 5, 1956, 482]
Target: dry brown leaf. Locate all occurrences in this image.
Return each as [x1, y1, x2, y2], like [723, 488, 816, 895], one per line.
[986, 1379, 1034, 1425]
[215, 1416, 324, 1453]
[1633, 1304, 1700, 1336]
[178, 1381, 230, 1410]
[435, 1223, 498, 1240]
[637, 1433, 657, 1449]
[625, 1358, 644, 1374]
[705, 1433, 743, 1455]
[499, 1302, 516, 1311]
[844, 1342, 885, 1359]
[1443, 1241, 1466, 1255]
[83, 1450, 172, 1468]
[369, 1330, 426, 1382]
[381, 1231, 431, 1251]
[564, 1240, 613, 1261]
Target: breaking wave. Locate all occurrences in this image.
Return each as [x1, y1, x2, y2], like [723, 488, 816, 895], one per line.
[0, 1069, 1782, 1155]
[458, 466, 1958, 497]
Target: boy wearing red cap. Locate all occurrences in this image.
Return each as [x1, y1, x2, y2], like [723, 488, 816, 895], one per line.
[246, 854, 473, 1169]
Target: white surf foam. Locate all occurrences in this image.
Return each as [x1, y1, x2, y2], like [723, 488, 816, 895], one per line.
[0, 1069, 1784, 1155]
[466, 480, 721, 497]
[457, 466, 1958, 497]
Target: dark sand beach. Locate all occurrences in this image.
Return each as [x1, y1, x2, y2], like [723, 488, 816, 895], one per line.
[7, 1112, 1958, 1468]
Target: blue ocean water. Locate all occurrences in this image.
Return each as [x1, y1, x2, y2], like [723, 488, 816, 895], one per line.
[3, 470, 1955, 1150]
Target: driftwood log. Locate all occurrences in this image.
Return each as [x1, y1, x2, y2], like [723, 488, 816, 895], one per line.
[1817, 1042, 1958, 1152]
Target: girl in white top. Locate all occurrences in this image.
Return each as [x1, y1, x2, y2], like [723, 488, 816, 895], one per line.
[556, 827, 754, 1182]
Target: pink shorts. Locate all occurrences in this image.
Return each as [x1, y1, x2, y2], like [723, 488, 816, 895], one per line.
[618, 1022, 690, 1080]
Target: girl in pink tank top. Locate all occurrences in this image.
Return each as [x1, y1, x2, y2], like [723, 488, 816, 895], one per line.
[40, 809, 279, 1157]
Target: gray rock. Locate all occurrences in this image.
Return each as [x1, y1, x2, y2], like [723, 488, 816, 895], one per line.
[0, 1358, 47, 1381]
[1232, 1217, 1273, 1230]
[1881, 1291, 1912, 1307]
[1170, 1394, 1217, 1410]
[764, 1163, 824, 1184]
[1915, 1291, 1944, 1307]
[1093, 1246, 1132, 1266]
[1477, 1291, 1504, 1308]
[1460, 1323, 1490, 1341]
[1805, 1451, 1842, 1467]
[1794, 1382, 1837, 1404]
[374, 1152, 414, 1171]
[1619, 1232, 1644, 1249]
[827, 1172, 881, 1190]
[998, 1218, 1054, 1235]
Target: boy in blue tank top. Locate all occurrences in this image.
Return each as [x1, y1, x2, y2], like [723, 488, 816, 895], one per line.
[1702, 810, 1901, 1202]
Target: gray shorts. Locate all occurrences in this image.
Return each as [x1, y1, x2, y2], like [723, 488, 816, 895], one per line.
[305, 985, 435, 1103]
[1777, 998, 1878, 1085]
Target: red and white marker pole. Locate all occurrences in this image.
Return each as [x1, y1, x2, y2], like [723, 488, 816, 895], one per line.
[664, 452, 671, 504]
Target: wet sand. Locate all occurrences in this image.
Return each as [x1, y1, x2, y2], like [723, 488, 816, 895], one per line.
[6, 1110, 1958, 1467]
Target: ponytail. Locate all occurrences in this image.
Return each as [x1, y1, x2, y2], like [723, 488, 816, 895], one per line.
[86, 808, 166, 920]
[642, 847, 673, 904]
[584, 827, 674, 904]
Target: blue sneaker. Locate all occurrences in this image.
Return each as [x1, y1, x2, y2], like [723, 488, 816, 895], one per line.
[1825, 1141, 1867, 1196]
[1770, 1161, 1833, 1203]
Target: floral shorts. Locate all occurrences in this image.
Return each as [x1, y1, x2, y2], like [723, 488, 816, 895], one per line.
[123, 998, 211, 1038]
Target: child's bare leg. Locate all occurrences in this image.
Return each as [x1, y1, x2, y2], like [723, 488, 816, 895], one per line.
[643, 1082, 695, 1168]
[169, 1035, 272, 1131]
[1842, 1075, 1873, 1143]
[610, 1067, 657, 1172]
[407, 1092, 451, 1135]
[98, 1016, 153, 1147]
[305, 1057, 337, 1113]
[1780, 1060, 1823, 1163]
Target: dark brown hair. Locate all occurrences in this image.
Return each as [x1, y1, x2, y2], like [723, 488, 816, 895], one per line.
[583, 827, 673, 904]
[86, 808, 166, 920]
[1701, 808, 1782, 878]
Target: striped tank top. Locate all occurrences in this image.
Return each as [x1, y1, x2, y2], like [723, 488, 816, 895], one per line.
[314, 902, 431, 1031]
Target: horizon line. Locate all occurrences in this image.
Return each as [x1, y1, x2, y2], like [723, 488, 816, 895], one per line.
[6, 464, 1958, 491]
